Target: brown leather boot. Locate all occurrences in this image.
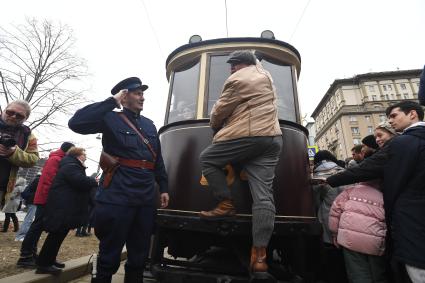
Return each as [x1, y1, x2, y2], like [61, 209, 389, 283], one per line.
[199, 200, 236, 219]
[250, 246, 268, 273]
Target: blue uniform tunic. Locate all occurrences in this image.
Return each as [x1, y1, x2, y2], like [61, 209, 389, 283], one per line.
[68, 97, 168, 207]
[69, 97, 168, 279]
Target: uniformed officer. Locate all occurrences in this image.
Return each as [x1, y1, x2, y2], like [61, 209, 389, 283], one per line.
[68, 77, 169, 283]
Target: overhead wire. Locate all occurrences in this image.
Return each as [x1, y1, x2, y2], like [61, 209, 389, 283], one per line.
[289, 0, 312, 41]
[139, 0, 164, 59]
[225, 0, 229, 37]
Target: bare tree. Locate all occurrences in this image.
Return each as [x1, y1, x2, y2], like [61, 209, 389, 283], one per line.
[0, 18, 89, 130]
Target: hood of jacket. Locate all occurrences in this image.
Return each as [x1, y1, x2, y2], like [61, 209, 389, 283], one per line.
[49, 148, 66, 159]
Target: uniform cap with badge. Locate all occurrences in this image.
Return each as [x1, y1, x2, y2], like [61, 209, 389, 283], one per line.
[111, 77, 148, 95]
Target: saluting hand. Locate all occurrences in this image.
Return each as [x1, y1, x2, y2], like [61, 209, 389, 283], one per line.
[160, 193, 169, 208]
[113, 89, 128, 106]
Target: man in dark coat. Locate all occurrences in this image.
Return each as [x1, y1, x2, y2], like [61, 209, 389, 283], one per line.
[68, 77, 169, 283]
[35, 147, 97, 274]
[326, 101, 425, 282]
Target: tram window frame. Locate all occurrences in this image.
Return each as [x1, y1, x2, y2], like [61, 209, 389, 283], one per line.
[259, 56, 298, 122]
[204, 52, 232, 117]
[165, 57, 201, 125]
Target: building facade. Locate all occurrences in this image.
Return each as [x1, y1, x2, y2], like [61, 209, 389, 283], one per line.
[311, 69, 422, 160]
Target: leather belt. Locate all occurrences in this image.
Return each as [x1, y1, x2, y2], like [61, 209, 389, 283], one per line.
[116, 157, 155, 170]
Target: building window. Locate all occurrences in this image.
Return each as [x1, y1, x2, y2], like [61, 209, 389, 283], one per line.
[369, 85, 375, 92]
[372, 95, 377, 101]
[365, 115, 371, 122]
[404, 93, 409, 99]
[349, 116, 357, 122]
[401, 83, 406, 90]
[351, 127, 360, 134]
[353, 138, 361, 145]
[379, 114, 386, 122]
[382, 85, 387, 91]
[388, 85, 392, 90]
[368, 126, 373, 134]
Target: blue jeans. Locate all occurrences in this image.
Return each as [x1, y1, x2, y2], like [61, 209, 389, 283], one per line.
[15, 205, 37, 241]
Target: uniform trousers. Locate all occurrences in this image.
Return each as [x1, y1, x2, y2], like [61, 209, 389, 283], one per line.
[200, 136, 283, 247]
[94, 203, 156, 280]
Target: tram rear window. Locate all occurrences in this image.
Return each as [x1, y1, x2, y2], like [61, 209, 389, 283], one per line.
[206, 55, 297, 122]
[206, 55, 231, 115]
[167, 59, 200, 124]
[261, 60, 297, 122]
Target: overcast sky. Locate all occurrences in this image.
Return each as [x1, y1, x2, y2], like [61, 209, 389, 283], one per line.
[1, 0, 425, 173]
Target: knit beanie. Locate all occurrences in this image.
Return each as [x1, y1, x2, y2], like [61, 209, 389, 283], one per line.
[60, 142, 75, 153]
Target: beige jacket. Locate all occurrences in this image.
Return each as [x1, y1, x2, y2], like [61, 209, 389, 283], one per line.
[210, 64, 282, 143]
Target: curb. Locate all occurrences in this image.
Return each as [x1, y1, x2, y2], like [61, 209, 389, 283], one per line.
[0, 251, 127, 283]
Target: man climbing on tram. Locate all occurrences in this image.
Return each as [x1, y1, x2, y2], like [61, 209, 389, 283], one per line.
[199, 50, 283, 278]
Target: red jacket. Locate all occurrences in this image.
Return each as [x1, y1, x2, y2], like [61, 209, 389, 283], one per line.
[33, 149, 66, 205]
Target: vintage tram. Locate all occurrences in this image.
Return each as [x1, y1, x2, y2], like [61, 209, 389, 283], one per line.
[150, 33, 321, 283]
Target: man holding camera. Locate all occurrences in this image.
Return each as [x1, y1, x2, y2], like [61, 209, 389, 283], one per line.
[0, 100, 39, 206]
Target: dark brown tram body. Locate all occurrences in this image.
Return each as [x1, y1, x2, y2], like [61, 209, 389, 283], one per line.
[151, 36, 322, 283]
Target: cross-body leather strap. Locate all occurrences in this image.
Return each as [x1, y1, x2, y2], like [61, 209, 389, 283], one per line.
[118, 113, 157, 163]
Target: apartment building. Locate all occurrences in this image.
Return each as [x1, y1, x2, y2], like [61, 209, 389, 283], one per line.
[311, 69, 422, 160]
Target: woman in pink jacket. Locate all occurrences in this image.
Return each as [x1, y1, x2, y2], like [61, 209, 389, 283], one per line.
[328, 122, 397, 283]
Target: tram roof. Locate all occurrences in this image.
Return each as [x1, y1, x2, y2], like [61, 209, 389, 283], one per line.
[166, 37, 301, 78]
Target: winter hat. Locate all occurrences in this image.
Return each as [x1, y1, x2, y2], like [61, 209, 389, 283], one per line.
[376, 121, 398, 136]
[60, 142, 75, 153]
[362, 135, 379, 150]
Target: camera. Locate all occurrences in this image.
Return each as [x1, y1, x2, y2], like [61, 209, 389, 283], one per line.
[0, 134, 17, 147]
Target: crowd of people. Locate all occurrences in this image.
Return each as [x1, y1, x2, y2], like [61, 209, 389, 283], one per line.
[0, 55, 424, 283]
[312, 99, 425, 283]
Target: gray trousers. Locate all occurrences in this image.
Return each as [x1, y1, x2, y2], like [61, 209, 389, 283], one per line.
[200, 136, 283, 246]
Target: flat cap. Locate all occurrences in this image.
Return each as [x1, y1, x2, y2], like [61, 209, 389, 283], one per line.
[111, 77, 148, 95]
[226, 50, 257, 65]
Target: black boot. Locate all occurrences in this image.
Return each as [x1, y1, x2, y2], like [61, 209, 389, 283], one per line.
[124, 270, 143, 283]
[35, 265, 62, 275]
[17, 256, 36, 268]
[53, 260, 65, 268]
[2, 217, 10, 232]
[12, 215, 19, 232]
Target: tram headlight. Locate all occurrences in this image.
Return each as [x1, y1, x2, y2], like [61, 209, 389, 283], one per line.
[260, 30, 275, 39]
[189, 35, 202, 44]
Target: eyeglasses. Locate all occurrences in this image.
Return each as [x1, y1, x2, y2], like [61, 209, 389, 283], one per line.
[5, 110, 26, 120]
